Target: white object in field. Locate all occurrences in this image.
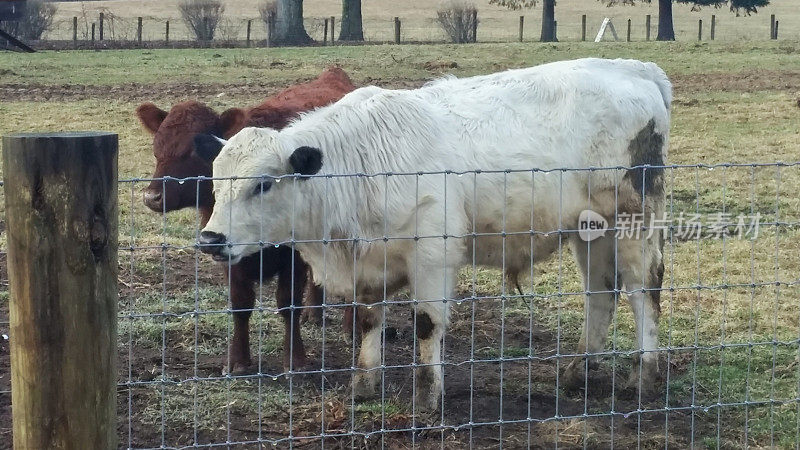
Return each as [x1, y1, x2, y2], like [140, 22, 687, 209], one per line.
[595, 17, 620, 42]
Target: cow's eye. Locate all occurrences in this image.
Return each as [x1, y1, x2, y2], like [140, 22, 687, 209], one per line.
[252, 180, 272, 196]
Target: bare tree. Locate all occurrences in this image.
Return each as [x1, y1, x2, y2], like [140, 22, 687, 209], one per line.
[179, 0, 225, 41]
[436, 1, 478, 43]
[339, 0, 363, 41]
[273, 0, 312, 46]
[0, 1, 57, 40]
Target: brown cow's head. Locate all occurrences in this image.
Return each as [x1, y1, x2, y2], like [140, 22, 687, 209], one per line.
[136, 101, 247, 218]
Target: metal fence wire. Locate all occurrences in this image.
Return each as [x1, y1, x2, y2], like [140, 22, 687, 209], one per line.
[1, 161, 800, 448]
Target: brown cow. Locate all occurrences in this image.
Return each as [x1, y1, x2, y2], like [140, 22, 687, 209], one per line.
[136, 67, 355, 374]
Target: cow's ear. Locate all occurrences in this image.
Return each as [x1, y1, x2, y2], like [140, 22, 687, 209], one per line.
[136, 103, 168, 135]
[194, 134, 227, 163]
[289, 146, 323, 177]
[219, 108, 247, 138]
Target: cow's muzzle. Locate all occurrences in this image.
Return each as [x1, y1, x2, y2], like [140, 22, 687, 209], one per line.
[199, 231, 230, 261]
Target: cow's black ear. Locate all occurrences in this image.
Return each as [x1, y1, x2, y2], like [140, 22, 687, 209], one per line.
[194, 134, 226, 163]
[289, 146, 323, 177]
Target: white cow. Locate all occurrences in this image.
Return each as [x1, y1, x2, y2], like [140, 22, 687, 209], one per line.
[199, 58, 671, 413]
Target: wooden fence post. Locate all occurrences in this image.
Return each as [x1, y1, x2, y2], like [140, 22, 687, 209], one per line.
[203, 16, 209, 42]
[246, 19, 252, 47]
[698, 19, 702, 41]
[3, 131, 118, 450]
[72, 16, 77, 48]
[99, 12, 104, 41]
[627, 18, 631, 42]
[710, 15, 715, 40]
[553, 20, 557, 42]
[472, 9, 478, 42]
[165, 20, 170, 44]
[770, 14, 775, 39]
[581, 14, 586, 41]
[774, 20, 779, 39]
[266, 11, 274, 47]
[91, 23, 95, 42]
[137, 17, 143, 45]
[519, 16, 524, 42]
[394, 17, 401, 44]
[323, 18, 329, 45]
[646, 14, 651, 41]
[330, 16, 335, 42]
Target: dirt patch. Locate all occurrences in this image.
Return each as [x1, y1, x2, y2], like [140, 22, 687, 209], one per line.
[2, 69, 798, 103]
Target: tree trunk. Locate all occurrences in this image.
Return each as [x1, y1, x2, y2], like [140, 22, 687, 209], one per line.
[657, 0, 675, 41]
[540, 0, 556, 42]
[338, 0, 363, 41]
[273, 0, 312, 46]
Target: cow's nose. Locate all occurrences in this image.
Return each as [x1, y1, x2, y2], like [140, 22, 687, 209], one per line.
[142, 189, 163, 211]
[199, 231, 227, 255]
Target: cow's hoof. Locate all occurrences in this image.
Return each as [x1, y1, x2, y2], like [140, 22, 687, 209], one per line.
[300, 308, 322, 326]
[352, 371, 379, 401]
[223, 361, 254, 376]
[283, 355, 311, 374]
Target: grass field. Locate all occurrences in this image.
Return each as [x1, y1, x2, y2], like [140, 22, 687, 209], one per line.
[1, 40, 800, 448]
[37, 0, 800, 43]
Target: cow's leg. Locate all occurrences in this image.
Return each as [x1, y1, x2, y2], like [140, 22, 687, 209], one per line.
[227, 265, 255, 375]
[563, 236, 617, 390]
[276, 250, 309, 372]
[300, 266, 324, 325]
[352, 302, 382, 400]
[408, 262, 454, 415]
[618, 227, 664, 399]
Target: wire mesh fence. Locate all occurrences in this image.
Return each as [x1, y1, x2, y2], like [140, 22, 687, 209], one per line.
[5, 159, 795, 448]
[12, 11, 797, 48]
[0, 159, 798, 447]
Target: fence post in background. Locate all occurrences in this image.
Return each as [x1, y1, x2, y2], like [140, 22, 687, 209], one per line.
[519, 16, 524, 42]
[581, 14, 586, 41]
[710, 15, 715, 40]
[645, 14, 651, 41]
[774, 20, 779, 39]
[472, 9, 478, 42]
[394, 17, 400, 44]
[627, 18, 631, 42]
[553, 20, 557, 42]
[99, 12, 104, 41]
[770, 14, 775, 39]
[246, 19, 252, 47]
[165, 20, 170, 44]
[72, 17, 77, 48]
[330, 16, 335, 42]
[698, 19, 702, 41]
[3, 132, 119, 450]
[203, 16, 209, 43]
[266, 11, 274, 47]
[323, 18, 328, 45]
[137, 17, 143, 46]
[91, 23, 95, 43]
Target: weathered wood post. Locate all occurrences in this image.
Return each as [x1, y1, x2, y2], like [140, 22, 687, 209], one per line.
[710, 15, 715, 40]
[72, 16, 78, 49]
[645, 14, 651, 41]
[394, 17, 401, 44]
[165, 20, 170, 44]
[246, 19, 252, 47]
[581, 14, 586, 41]
[472, 9, 478, 42]
[774, 20, 779, 39]
[137, 17, 143, 46]
[698, 19, 702, 41]
[770, 14, 775, 39]
[91, 23, 95, 43]
[99, 12, 104, 41]
[330, 16, 335, 42]
[627, 18, 631, 42]
[519, 15, 524, 42]
[323, 18, 329, 45]
[552, 20, 557, 42]
[3, 132, 118, 450]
